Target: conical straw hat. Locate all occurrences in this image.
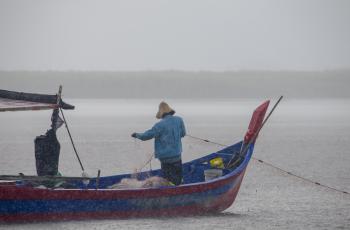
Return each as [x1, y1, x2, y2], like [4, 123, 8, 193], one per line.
[156, 101, 175, 119]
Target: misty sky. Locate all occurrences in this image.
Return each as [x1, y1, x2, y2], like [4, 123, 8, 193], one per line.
[0, 0, 349, 71]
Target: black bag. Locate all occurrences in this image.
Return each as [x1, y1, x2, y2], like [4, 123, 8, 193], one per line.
[34, 129, 60, 176]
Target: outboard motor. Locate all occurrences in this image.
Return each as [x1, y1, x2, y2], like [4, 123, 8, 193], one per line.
[34, 128, 60, 176]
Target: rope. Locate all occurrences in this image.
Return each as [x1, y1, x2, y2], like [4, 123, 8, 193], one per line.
[138, 154, 154, 172]
[186, 134, 350, 196]
[133, 138, 154, 177]
[253, 158, 349, 195]
[186, 134, 226, 147]
[59, 108, 85, 172]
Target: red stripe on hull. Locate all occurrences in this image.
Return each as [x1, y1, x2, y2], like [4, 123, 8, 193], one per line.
[0, 170, 245, 201]
[207, 170, 245, 213]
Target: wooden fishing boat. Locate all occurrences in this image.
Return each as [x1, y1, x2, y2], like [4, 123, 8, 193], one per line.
[0, 87, 273, 222]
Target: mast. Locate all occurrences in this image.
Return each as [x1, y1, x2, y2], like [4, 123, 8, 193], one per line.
[51, 86, 62, 131]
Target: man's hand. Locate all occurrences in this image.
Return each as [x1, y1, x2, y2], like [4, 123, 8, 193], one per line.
[131, 133, 137, 138]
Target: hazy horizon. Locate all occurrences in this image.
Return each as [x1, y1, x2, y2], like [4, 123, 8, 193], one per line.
[1, 70, 349, 99]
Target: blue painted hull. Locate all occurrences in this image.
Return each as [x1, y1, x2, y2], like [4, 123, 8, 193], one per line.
[0, 142, 254, 222]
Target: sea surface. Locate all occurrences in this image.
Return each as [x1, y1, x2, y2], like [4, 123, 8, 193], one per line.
[0, 98, 349, 229]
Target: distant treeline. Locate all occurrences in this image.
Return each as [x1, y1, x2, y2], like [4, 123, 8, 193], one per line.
[0, 70, 349, 99]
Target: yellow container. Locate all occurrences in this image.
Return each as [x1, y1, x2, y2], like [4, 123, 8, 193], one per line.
[209, 157, 224, 169]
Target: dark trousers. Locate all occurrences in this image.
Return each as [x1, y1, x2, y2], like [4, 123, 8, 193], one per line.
[160, 160, 183, 185]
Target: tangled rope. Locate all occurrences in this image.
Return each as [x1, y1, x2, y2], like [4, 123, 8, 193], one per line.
[186, 134, 349, 196]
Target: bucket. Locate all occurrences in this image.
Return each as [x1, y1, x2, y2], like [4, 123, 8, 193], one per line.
[204, 169, 223, 181]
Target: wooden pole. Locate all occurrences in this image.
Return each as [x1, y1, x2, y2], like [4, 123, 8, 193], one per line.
[50, 85, 62, 130]
[226, 96, 283, 168]
[57, 85, 62, 105]
[96, 169, 101, 190]
[60, 107, 85, 172]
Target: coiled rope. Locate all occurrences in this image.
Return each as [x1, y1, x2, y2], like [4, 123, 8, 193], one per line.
[186, 134, 350, 196]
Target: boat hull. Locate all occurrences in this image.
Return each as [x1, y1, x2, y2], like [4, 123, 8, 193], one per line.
[0, 168, 245, 222]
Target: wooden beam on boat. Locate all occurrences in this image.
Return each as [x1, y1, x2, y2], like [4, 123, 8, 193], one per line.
[0, 98, 58, 112]
[0, 89, 74, 112]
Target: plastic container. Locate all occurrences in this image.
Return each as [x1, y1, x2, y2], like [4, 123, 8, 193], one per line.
[204, 169, 223, 181]
[209, 157, 224, 169]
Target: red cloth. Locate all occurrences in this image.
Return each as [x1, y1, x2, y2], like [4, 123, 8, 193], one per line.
[244, 100, 270, 144]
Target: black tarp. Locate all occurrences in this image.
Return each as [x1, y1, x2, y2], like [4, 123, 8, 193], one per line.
[34, 129, 60, 176]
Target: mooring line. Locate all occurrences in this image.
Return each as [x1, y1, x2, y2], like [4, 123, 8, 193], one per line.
[186, 134, 350, 196]
[186, 134, 227, 147]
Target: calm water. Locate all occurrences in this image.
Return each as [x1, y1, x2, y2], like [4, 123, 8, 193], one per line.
[0, 98, 349, 229]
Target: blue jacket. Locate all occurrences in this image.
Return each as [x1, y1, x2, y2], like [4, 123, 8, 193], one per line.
[135, 115, 186, 161]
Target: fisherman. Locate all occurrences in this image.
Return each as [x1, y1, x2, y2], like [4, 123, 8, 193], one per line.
[131, 101, 186, 185]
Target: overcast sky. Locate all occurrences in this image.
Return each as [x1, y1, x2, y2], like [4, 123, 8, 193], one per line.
[0, 0, 349, 71]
